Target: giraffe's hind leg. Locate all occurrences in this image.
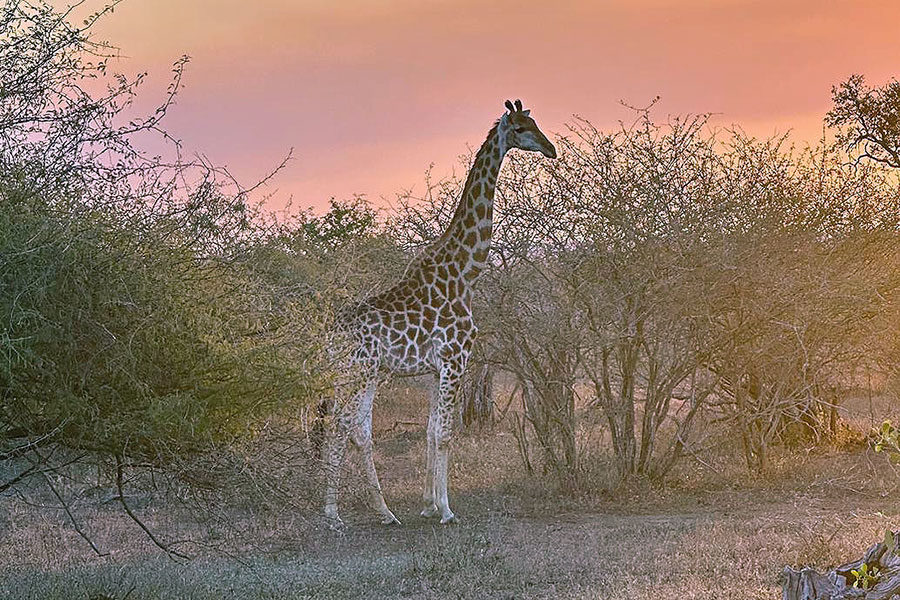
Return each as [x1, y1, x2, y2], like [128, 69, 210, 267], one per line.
[352, 428, 400, 525]
[323, 370, 373, 528]
[352, 380, 400, 525]
[323, 415, 350, 528]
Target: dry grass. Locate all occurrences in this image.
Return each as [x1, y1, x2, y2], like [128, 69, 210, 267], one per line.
[2, 381, 900, 600]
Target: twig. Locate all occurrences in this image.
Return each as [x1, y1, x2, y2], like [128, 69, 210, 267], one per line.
[1, 418, 71, 459]
[40, 470, 108, 557]
[390, 420, 421, 432]
[0, 464, 38, 495]
[495, 382, 520, 424]
[115, 454, 190, 561]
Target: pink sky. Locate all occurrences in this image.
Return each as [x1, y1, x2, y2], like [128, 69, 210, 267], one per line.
[93, 0, 900, 213]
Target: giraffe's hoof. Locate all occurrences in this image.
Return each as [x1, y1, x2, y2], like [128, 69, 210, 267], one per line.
[439, 512, 458, 525]
[420, 504, 439, 518]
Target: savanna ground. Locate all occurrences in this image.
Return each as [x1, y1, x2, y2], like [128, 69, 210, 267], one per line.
[2, 382, 899, 600]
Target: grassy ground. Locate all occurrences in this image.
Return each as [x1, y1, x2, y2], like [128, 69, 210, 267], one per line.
[2, 383, 899, 599]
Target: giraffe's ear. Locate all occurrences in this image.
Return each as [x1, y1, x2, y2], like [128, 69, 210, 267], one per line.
[522, 109, 531, 116]
[504, 100, 515, 113]
[514, 99, 523, 111]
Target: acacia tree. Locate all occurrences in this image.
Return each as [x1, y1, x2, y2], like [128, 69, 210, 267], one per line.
[827, 74, 900, 168]
[393, 116, 726, 482]
[701, 133, 900, 471]
[705, 228, 899, 471]
[484, 251, 584, 481]
[538, 115, 724, 480]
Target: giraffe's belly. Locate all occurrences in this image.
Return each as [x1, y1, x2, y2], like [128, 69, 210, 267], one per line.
[378, 339, 438, 377]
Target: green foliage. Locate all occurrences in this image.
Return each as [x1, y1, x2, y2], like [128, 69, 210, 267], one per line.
[0, 179, 326, 462]
[257, 198, 407, 308]
[0, 1, 329, 467]
[885, 530, 897, 556]
[302, 198, 378, 250]
[851, 563, 881, 590]
[873, 421, 900, 463]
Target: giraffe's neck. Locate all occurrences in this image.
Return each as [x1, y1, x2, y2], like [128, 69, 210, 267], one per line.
[432, 123, 507, 283]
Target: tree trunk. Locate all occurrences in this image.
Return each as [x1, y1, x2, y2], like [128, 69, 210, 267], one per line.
[459, 359, 494, 430]
[783, 531, 900, 600]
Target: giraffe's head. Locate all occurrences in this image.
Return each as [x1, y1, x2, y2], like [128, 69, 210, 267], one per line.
[500, 99, 557, 159]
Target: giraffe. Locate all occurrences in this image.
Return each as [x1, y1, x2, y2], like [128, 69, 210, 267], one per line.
[321, 99, 556, 526]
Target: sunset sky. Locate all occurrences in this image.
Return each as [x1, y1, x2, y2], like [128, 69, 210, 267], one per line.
[92, 0, 900, 213]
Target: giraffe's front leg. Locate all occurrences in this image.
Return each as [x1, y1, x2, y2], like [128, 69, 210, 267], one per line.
[421, 408, 439, 518]
[432, 364, 463, 524]
[433, 409, 456, 524]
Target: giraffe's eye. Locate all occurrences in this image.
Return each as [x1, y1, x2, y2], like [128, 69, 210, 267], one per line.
[514, 127, 526, 134]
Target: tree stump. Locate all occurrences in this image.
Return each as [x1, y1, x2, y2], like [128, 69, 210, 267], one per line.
[783, 532, 900, 600]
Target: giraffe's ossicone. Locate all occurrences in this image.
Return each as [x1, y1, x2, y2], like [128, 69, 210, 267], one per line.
[321, 99, 556, 527]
